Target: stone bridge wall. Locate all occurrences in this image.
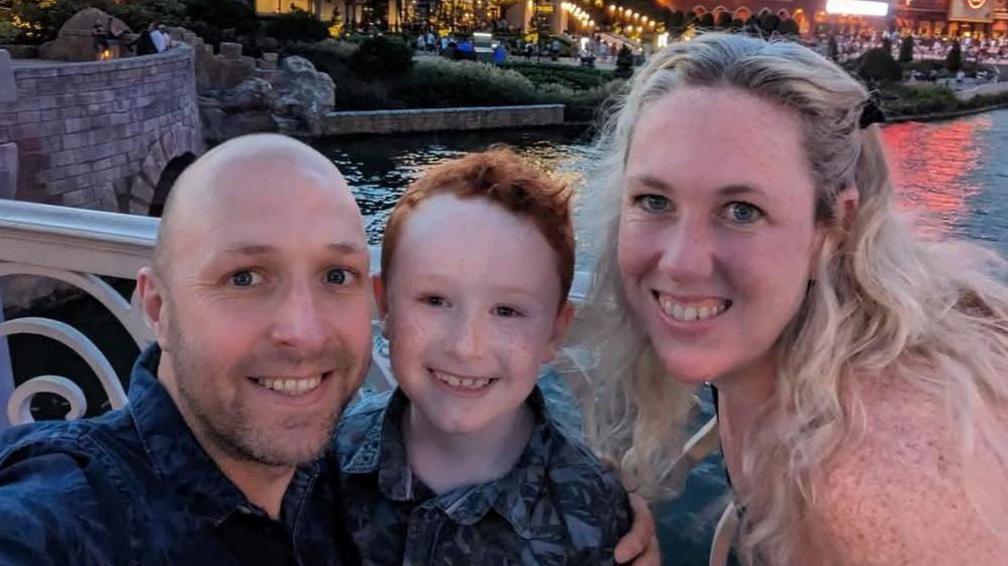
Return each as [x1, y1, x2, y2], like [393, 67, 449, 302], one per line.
[0, 45, 203, 214]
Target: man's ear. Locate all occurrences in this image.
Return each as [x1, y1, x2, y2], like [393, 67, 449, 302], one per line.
[541, 301, 576, 364]
[372, 274, 389, 318]
[136, 266, 170, 349]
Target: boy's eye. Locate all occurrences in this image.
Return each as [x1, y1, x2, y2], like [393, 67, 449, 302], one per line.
[724, 202, 763, 224]
[230, 270, 262, 287]
[633, 194, 671, 213]
[325, 268, 354, 285]
[423, 295, 446, 307]
[493, 306, 522, 317]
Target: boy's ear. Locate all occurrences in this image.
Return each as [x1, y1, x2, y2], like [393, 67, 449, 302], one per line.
[541, 301, 575, 364]
[372, 274, 389, 319]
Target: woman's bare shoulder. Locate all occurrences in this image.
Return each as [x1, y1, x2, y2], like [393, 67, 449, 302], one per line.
[808, 378, 1008, 565]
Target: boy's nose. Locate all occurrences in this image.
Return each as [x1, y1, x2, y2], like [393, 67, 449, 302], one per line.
[445, 312, 486, 361]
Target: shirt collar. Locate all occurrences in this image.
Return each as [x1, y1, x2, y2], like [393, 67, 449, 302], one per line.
[342, 386, 556, 538]
[128, 344, 322, 526]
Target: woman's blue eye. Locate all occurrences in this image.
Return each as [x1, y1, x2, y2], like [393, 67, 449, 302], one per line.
[635, 194, 671, 213]
[230, 270, 259, 287]
[725, 202, 763, 223]
[326, 269, 350, 285]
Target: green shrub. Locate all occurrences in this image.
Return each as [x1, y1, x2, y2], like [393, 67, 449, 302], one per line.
[111, 0, 187, 31]
[778, 19, 799, 36]
[502, 62, 617, 90]
[390, 58, 540, 107]
[351, 35, 412, 80]
[878, 84, 958, 116]
[264, 8, 329, 44]
[858, 47, 903, 83]
[0, 21, 19, 44]
[284, 39, 357, 78]
[562, 79, 626, 123]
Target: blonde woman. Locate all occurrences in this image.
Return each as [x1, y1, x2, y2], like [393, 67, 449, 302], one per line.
[580, 33, 1008, 564]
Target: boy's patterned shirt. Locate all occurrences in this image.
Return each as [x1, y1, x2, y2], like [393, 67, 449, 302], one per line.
[335, 386, 632, 566]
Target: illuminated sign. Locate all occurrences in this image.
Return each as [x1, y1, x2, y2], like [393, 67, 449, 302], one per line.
[967, 0, 986, 8]
[825, 0, 890, 16]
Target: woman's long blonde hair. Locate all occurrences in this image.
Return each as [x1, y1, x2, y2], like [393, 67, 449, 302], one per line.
[579, 33, 1008, 563]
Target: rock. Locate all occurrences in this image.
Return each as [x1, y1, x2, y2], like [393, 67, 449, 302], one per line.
[221, 111, 277, 139]
[38, 8, 131, 62]
[219, 42, 243, 58]
[219, 78, 276, 112]
[270, 56, 335, 135]
[0, 142, 17, 199]
[0, 50, 15, 104]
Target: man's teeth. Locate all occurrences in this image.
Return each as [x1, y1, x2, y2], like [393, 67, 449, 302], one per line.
[657, 296, 730, 322]
[253, 376, 322, 396]
[432, 371, 494, 390]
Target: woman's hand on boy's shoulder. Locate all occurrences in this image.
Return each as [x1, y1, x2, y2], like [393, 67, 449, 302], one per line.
[614, 493, 659, 565]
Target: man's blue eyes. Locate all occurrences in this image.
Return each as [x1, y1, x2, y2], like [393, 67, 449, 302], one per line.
[228, 269, 353, 287]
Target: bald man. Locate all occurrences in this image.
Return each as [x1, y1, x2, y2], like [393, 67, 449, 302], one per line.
[0, 135, 369, 565]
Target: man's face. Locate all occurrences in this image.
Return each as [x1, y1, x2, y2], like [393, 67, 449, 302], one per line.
[154, 161, 372, 468]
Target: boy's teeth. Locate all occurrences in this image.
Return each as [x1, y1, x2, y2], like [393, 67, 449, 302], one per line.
[658, 295, 730, 322]
[253, 376, 322, 396]
[433, 371, 494, 390]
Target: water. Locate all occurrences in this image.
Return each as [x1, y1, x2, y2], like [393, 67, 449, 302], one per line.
[7, 111, 1008, 565]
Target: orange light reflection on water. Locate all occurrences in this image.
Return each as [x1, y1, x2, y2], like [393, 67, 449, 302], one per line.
[881, 116, 990, 238]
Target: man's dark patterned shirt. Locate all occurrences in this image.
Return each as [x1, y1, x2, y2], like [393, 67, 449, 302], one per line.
[0, 345, 359, 566]
[336, 386, 631, 565]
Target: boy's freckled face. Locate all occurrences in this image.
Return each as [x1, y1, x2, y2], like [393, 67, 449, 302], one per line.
[381, 193, 568, 436]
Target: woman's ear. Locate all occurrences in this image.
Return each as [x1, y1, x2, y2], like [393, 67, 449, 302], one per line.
[809, 186, 860, 280]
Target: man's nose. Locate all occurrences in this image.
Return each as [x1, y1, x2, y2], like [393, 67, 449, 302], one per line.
[270, 280, 327, 356]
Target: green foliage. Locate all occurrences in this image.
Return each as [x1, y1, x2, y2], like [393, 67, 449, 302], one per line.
[284, 39, 357, 78]
[858, 47, 903, 83]
[0, 20, 18, 43]
[898, 35, 914, 63]
[758, 13, 780, 33]
[390, 58, 539, 107]
[6, 0, 185, 44]
[699, 13, 714, 27]
[501, 62, 617, 91]
[878, 83, 960, 116]
[615, 44, 633, 78]
[946, 40, 962, 74]
[350, 35, 412, 80]
[112, 0, 187, 30]
[560, 79, 626, 123]
[716, 12, 731, 27]
[263, 8, 329, 44]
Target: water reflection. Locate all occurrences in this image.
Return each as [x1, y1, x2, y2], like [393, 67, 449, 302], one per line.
[317, 110, 1008, 260]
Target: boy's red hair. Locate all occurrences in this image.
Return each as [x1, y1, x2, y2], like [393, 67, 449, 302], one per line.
[381, 147, 574, 307]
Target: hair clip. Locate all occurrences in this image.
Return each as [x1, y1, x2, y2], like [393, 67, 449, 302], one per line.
[859, 97, 885, 129]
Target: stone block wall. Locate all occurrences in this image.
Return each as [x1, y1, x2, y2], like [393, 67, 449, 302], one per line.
[0, 46, 203, 214]
[322, 104, 566, 136]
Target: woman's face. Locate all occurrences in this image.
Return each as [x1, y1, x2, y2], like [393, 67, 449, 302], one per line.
[618, 86, 824, 385]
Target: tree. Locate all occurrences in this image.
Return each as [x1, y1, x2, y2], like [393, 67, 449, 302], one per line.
[946, 39, 962, 74]
[778, 18, 799, 36]
[264, 8, 330, 44]
[700, 12, 714, 27]
[615, 44, 633, 78]
[858, 47, 903, 82]
[351, 35, 412, 80]
[898, 35, 914, 63]
[716, 12, 731, 28]
[759, 13, 780, 34]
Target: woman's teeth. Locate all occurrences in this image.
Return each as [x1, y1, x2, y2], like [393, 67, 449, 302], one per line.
[432, 371, 495, 390]
[253, 376, 322, 396]
[657, 296, 730, 322]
